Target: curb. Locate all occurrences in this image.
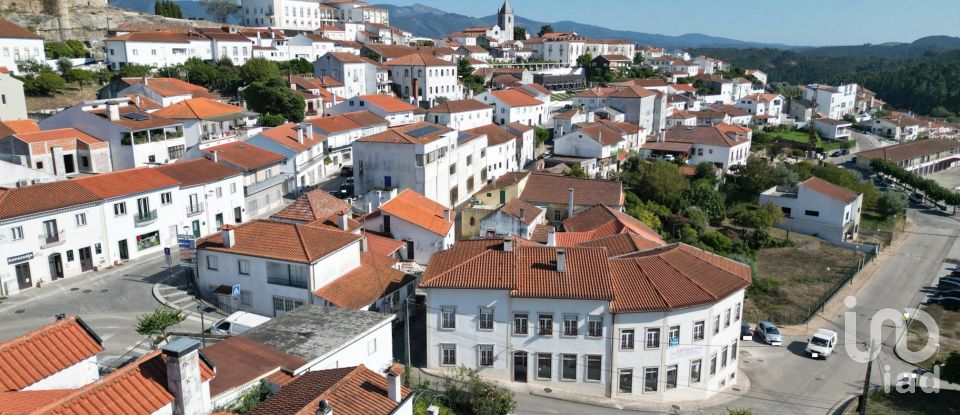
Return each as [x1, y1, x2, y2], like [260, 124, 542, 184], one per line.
[151, 270, 187, 311]
[825, 394, 859, 415]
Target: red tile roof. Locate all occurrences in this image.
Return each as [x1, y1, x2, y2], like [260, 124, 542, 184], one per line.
[379, 189, 453, 235]
[562, 205, 664, 245]
[364, 232, 406, 257]
[358, 122, 452, 145]
[153, 158, 242, 187]
[204, 142, 286, 171]
[202, 336, 306, 397]
[198, 220, 362, 264]
[857, 139, 960, 163]
[259, 122, 325, 153]
[465, 123, 516, 146]
[271, 189, 351, 223]
[0, 119, 40, 137]
[0, 181, 100, 220]
[576, 232, 663, 257]
[489, 89, 542, 107]
[519, 172, 623, 208]
[307, 110, 388, 133]
[358, 94, 418, 113]
[75, 167, 180, 199]
[0, 317, 102, 391]
[427, 99, 491, 114]
[314, 252, 414, 308]
[151, 98, 249, 120]
[109, 31, 206, 43]
[665, 124, 750, 148]
[492, 198, 543, 225]
[121, 77, 213, 98]
[250, 365, 409, 415]
[0, 18, 41, 39]
[383, 51, 455, 67]
[0, 389, 72, 413]
[800, 177, 860, 203]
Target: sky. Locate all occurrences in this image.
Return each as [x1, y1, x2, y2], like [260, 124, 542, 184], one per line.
[373, 0, 960, 46]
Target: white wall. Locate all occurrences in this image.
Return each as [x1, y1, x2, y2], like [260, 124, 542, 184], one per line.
[0, 73, 27, 121]
[23, 356, 99, 391]
[300, 320, 395, 374]
[0, 37, 44, 75]
[427, 108, 492, 131]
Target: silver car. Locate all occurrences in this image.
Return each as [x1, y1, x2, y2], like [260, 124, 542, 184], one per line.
[757, 321, 782, 345]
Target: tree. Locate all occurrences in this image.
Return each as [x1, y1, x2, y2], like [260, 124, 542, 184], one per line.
[239, 58, 282, 85]
[456, 58, 484, 95]
[259, 113, 286, 127]
[564, 163, 588, 178]
[135, 307, 185, 341]
[443, 368, 517, 415]
[513, 27, 526, 41]
[754, 201, 785, 229]
[576, 53, 593, 69]
[930, 105, 957, 119]
[633, 161, 689, 207]
[119, 64, 152, 78]
[942, 351, 960, 384]
[24, 72, 67, 96]
[693, 162, 717, 183]
[725, 156, 776, 202]
[277, 58, 313, 76]
[242, 78, 305, 123]
[57, 57, 73, 77]
[633, 52, 644, 65]
[219, 383, 271, 413]
[533, 126, 550, 146]
[875, 190, 907, 218]
[201, 0, 240, 23]
[682, 180, 726, 225]
[683, 206, 709, 232]
[183, 57, 218, 87]
[70, 69, 96, 90]
[537, 24, 554, 37]
[154, 0, 183, 18]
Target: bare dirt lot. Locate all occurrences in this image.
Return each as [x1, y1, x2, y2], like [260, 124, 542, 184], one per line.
[907, 303, 960, 370]
[26, 86, 98, 111]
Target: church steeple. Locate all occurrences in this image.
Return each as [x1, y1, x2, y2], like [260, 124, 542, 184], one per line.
[499, 0, 513, 15]
[498, 0, 514, 42]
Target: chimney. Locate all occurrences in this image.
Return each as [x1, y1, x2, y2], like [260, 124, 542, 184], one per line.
[306, 124, 314, 141]
[503, 237, 513, 252]
[443, 209, 451, 221]
[317, 399, 333, 415]
[142, 76, 149, 85]
[546, 230, 556, 247]
[210, 150, 219, 163]
[360, 236, 368, 252]
[518, 208, 525, 223]
[412, 78, 419, 104]
[385, 366, 402, 403]
[221, 225, 236, 248]
[162, 338, 204, 415]
[567, 188, 575, 218]
[134, 95, 142, 108]
[338, 213, 349, 231]
[107, 103, 120, 121]
[556, 249, 566, 272]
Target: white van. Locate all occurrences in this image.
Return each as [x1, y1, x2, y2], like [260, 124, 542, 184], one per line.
[805, 328, 838, 359]
[210, 311, 271, 335]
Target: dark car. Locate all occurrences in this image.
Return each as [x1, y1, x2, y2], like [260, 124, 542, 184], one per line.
[336, 184, 354, 199]
[740, 321, 753, 338]
[935, 297, 960, 311]
[841, 149, 850, 155]
[938, 279, 960, 292]
[909, 193, 924, 204]
[831, 151, 842, 157]
[340, 166, 354, 177]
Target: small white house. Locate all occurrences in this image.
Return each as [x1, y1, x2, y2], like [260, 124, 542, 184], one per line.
[658, 124, 752, 172]
[426, 99, 494, 131]
[475, 89, 547, 126]
[325, 94, 421, 126]
[383, 51, 463, 106]
[479, 198, 545, 239]
[0, 69, 27, 120]
[865, 117, 922, 141]
[0, 18, 44, 76]
[760, 177, 863, 246]
[813, 118, 853, 141]
[363, 188, 456, 265]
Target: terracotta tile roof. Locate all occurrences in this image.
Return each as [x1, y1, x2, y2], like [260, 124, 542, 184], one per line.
[427, 99, 491, 114]
[641, 141, 693, 152]
[519, 172, 623, 207]
[419, 240, 518, 290]
[0, 317, 102, 391]
[307, 110, 387, 133]
[0, 18, 41, 39]
[259, 122, 325, 153]
[324, 51, 373, 64]
[358, 94, 418, 113]
[363, 44, 417, 59]
[358, 122, 452, 145]
[523, 83, 551, 96]
[598, 119, 642, 134]
[198, 220, 362, 264]
[530, 224, 556, 243]
[0, 389, 72, 413]
[203, 336, 306, 397]
[204, 142, 286, 171]
[857, 139, 960, 163]
[574, 87, 616, 98]
[364, 232, 405, 257]
[512, 247, 613, 299]
[489, 89, 542, 107]
[671, 83, 696, 92]
[611, 244, 751, 312]
[665, 124, 750, 148]
[562, 205, 664, 245]
[0, 181, 100, 220]
[506, 122, 533, 134]
[742, 93, 781, 103]
[125, 94, 162, 110]
[109, 31, 206, 43]
[152, 98, 250, 120]
[608, 79, 665, 89]
[800, 177, 860, 203]
[122, 77, 212, 98]
[86, 108, 182, 131]
[379, 189, 453, 235]
[383, 51, 455, 67]
[0, 119, 39, 137]
[153, 158, 242, 187]
[494, 199, 543, 225]
[205, 32, 253, 42]
[10, 128, 104, 146]
[264, 370, 298, 387]
[712, 105, 751, 118]
[554, 109, 584, 120]
[314, 252, 414, 308]
[577, 232, 663, 257]
[465, 123, 515, 146]
[250, 365, 409, 415]
[492, 74, 521, 88]
[572, 123, 625, 146]
[609, 85, 657, 99]
[271, 189, 351, 223]
[74, 167, 180, 199]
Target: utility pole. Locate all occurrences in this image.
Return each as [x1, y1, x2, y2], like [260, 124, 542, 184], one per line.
[405, 298, 412, 367]
[858, 342, 878, 414]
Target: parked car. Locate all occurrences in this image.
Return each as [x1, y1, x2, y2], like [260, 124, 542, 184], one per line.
[340, 166, 353, 177]
[841, 148, 850, 155]
[337, 184, 354, 198]
[933, 297, 960, 311]
[938, 279, 960, 291]
[757, 321, 782, 345]
[210, 311, 271, 335]
[805, 328, 838, 359]
[740, 321, 753, 338]
[909, 193, 924, 204]
[830, 151, 842, 157]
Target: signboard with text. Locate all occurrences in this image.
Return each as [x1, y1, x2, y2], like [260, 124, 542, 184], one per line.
[177, 234, 197, 268]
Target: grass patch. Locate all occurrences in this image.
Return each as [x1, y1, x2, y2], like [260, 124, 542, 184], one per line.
[860, 209, 899, 232]
[550, 92, 572, 101]
[414, 395, 455, 415]
[863, 389, 960, 415]
[906, 304, 960, 371]
[744, 227, 866, 324]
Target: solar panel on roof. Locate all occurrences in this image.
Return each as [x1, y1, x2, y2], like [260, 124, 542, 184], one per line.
[122, 112, 148, 121]
[406, 125, 440, 138]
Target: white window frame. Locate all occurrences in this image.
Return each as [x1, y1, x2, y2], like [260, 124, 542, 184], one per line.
[618, 368, 633, 394]
[562, 314, 578, 337]
[206, 255, 219, 270]
[690, 358, 702, 384]
[585, 355, 602, 382]
[587, 315, 603, 338]
[75, 213, 87, 227]
[560, 354, 577, 381]
[538, 313, 553, 336]
[238, 259, 250, 275]
[643, 367, 659, 393]
[440, 344, 456, 366]
[620, 329, 635, 351]
[513, 312, 528, 336]
[11, 226, 23, 240]
[479, 344, 494, 367]
[440, 306, 456, 330]
[478, 307, 494, 331]
[645, 327, 660, 349]
[693, 320, 705, 341]
[536, 353, 552, 380]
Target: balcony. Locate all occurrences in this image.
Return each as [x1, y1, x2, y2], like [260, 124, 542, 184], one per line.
[39, 231, 66, 249]
[245, 173, 291, 196]
[134, 209, 158, 226]
[186, 203, 205, 217]
[267, 276, 309, 289]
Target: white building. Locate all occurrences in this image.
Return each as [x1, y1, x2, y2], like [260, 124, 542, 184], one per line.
[528, 33, 586, 67]
[314, 52, 381, 99]
[0, 69, 26, 120]
[205, 31, 254, 65]
[154, 158, 246, 238]
[426, 99, 494, 131]
[383, 52, 463, 106]
[306, 109, 389, 170]
[476, 89, 547, 126]
[363, 189, 455, 265]
[422, 240, 749, 402]
[325, 94, 422, 126]
[813, 118, 853, 141]
[0, 19, 44, 76]
[644, 125, 752, 173]
[865, 117, 922, 141]
[240, 0, 338, 30]
[554, 122, 634, 160]
[246, 122, 327, 191]
[573, 86, 664, 137]
[100, 77, 220, 107]
[204, 141, 288, 219]
[760, 177, 863, 245]
[478, 198, 544, 239]
[152, 97, 259, 151]
[734, 93, 784, 125]
[287, 33, 336, 61]
[105, 31, 214, 71]
[803, 83, 858, 120]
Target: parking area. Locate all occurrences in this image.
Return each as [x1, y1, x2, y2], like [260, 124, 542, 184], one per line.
[924, 168, 960, 191]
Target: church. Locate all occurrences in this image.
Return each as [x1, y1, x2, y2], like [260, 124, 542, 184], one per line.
[497, 0, 515, 43]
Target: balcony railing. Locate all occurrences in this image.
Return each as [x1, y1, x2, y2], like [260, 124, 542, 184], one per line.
[39, 231, 66, 249]
[134, 209, 158, 226]
[186, 203, 205, 216]
[267, 276, 309, 289]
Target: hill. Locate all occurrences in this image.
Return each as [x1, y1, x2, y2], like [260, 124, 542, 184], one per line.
[108, 0, 241, 24]
[798, 36, 960, 59]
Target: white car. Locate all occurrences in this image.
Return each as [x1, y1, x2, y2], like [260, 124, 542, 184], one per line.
[805, 328, 838, 359]
[210, 311, 271, 335]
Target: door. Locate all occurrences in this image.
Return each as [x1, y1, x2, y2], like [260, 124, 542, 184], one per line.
[192, 220, 201, 238]
[234, 207, 242, 224]
[15, 263, 32, 290]
[384, 175, 392, 187]
[63, 154, 76, 174]
[499, 190, 506, 204]
[513, 351, 528, 383]
[118, 240, 129, 260]
[406, 240, 415, 261]
[383, 215, 391, 234]
[78, 247, 93, 272]
[48, 254, 64, 280]
[215, 213, 224, 228]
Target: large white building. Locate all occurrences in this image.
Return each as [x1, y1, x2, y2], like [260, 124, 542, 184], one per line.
[475, 89, 548, 126]
[105, 31, 214, 71]
[314, 52, 381, 98]
[426, 99, 494, 131]
[326, 94, 422, 127]
[0, 19, 44, 76]
[306, 109, 390, 170]
[760, 177, 863, 246]
[803, 83, 858, 120]
[643, 124, 752, 173]
[383, 52, 463, 106]
[573, 85, 665, 137]
[422, 239, 749, 402]
[0, 69, 26, 120]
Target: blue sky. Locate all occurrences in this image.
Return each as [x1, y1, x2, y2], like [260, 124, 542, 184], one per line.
[374, 0, 960, 46]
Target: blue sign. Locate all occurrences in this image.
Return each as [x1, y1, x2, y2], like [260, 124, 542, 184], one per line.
[177, 239, 196, 249]
[7, 252, 33, 265]
[669, 337, 680, 347]
[231, 284, 241, 297]
[164, 247, 171, 256]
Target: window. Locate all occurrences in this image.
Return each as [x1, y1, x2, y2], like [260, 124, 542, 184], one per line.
[513, 313, 528, 335]
[36, 161, 43, 169]
[238, 259, 250, 275]
[710, 353, 718, 375]
[805, 210, 820, 217]
[216, 187, 223, 198]
[731, 340, 738, 361]
[619, 369, 633, 394]
[66, 250, 74, 261]
[114, 202, 127, 216]
[240, 290, 252, 305]
[478, 307, 494, 330]
[11, 226, 23, 240]
[441, 344, 456, 365]
[538, 314, 553, 336]
[713, 315, 721, 334]
[161, 192, 172, 205]
[666, 364, 678, 389]
[724, 309, 731, 328]
[136, 197, 150, 218]
[206, 255, 219, 270]
[553, 210, 562, 221]
[690, 359, 702, 383]
[440, 307, 456, 329]
[561, 354, 577, 380]
[168, 145, 184, 160]
[75, 213, 87, 227]
[230, 183, 237, 194]
[95, 243, 101, 254]
[479, 345, 494, 366]
[721, 346, 729, 368]
[562, 315, 578, 336]
[620, 329, 635, 350]
[735, 303, 741, 321]
[693, 320, 705, 340]
[645, 328, 660, 349]
[668, 325, 680, 347]
[644, 367, 658, 393]
[585, 355, 602, 381]
[587, 315, 602, 337]
[536, 353, 552, 379]
[368, 338, 377, 355]
[449, 164, 456, 175]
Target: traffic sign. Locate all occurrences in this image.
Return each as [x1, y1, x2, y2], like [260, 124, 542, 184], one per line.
[231, 284, 241, 297]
